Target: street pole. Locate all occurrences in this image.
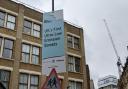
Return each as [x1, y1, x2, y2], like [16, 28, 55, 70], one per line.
[52, 0, 54, 12]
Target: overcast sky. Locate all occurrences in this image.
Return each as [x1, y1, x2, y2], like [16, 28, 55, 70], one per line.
[17, 0, 128, 88]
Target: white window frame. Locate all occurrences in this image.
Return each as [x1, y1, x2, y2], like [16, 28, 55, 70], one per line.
[22, 43, 30, 63]
[68, 55, 80, 72]
[23, 19, 41, 38]
[0, 37, 14, 59]
[69, 81, 82, 89]
[0, 69, 11, 89]
[32, 23, 41, 37]
[6, 14, 16, 30]
[67, 34, 80, 49]
[19, 73, 39, 89]
[0, 11, 6, 27]
[22, 43, 40, 65]
[0, 10, 16, 30]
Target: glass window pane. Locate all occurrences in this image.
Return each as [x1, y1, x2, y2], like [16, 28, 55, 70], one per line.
[68, 55, 74, 72]
[7, 22, 15, 30]
[76, 82, 82, 89]
[33, 24, 40, 31]
[67, 35, 73, 48]
[19, 74, 28, 89]
[0, 70, 10, 89]
[32, 55, 39, 64]
[74, 37, 79, 49]
[32, 30, 40, 37]
[23, 27, 31, 34]
[24, 20, 32, 28]
[30, 75, 38, 85]
[68, 56, 73, 63]
[67, 35, 72, 42]
[74, 37, 79, 44]
[22, 44, 30, 53]
[32, 47, 39, 55]
[7, 15, 15, 23]
[2, 82, 8, 89]
[22, 53, 29, 63]
[2, 49, 12, 58]
[20, 74, 28, 84]
[0, 11, 5, 19]
[4, 39, 13, 49]
[0, 19, 4, 27]
[19, 85, 28, 89]
[69, 81, 75, 89]
[75, 58, 80, 72]
[30, 86, 38, 89]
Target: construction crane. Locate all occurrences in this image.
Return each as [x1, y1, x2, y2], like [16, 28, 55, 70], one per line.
[103, 19, 123, 77]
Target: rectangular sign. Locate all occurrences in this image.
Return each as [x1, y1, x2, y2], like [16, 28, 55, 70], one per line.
[42, 10, 66, 75]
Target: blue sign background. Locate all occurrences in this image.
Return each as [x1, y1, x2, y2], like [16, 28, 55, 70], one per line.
[43, 10, 65, 59]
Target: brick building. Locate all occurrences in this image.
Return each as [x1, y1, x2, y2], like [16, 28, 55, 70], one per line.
[0, 0, 89, 89]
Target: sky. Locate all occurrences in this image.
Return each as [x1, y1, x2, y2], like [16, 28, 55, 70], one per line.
[17, 0, 128, 88]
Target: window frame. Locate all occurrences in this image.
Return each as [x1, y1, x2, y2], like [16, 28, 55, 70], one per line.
[19, 73, 39, 89]
[32, 23, 41, 38]
[6, 14, 16, 30]
[23, 19, 41, 38]
[0, 10, 16, 30]
[0, 70, 10, 89]
[22, 43, 30, 63]
[23, 20, 32, 35]
[0, 11, 6, 27]
[21, 43, 40, 65]
[31, 46, 39, 64]
[30, 75, 39, 89]
[68, 55, 81, 73]
[67, 34, 80, 49]
[2, 38, 14, 59]
[69, 81, 82, 89]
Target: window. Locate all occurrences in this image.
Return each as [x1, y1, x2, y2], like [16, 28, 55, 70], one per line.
[0, 11, 5, 27]
[68, 56, 74, 72]
[22, 44, 40, 65]
[0, 38, 14, 59]
[74, 37, 79, 49]
[30, 75, 39, 89]
[19, 74, 39, 89]
[0, 11, 16, 30]
[23, 20, 32, 34]
[32, 24, 40, 37]
[32, 46, 39, 64]
[6, 15, 16, 30]
[23, 20, 41, 38]
[67, 35, 80, 49]
[69, 81, 82, 89]
[67, 35, 73, 48]
[2, 39, 13, 59]
[22, 44, 30, 63]
[68, 55, 80, 72]
[0, 70, 10, 89]
[76, 82, 82, 89]
[75, 57, 80, 72]
[19, 74, 28, 89]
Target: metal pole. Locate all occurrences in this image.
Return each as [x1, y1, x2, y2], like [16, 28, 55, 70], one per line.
[52, 0, 54, 12]
[103, 19, 122, 77]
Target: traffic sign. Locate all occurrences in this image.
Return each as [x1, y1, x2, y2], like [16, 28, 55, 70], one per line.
[41, 68, 61, 89]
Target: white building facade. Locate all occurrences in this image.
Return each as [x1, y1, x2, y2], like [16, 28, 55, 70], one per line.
[98, 75, 118, 89]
